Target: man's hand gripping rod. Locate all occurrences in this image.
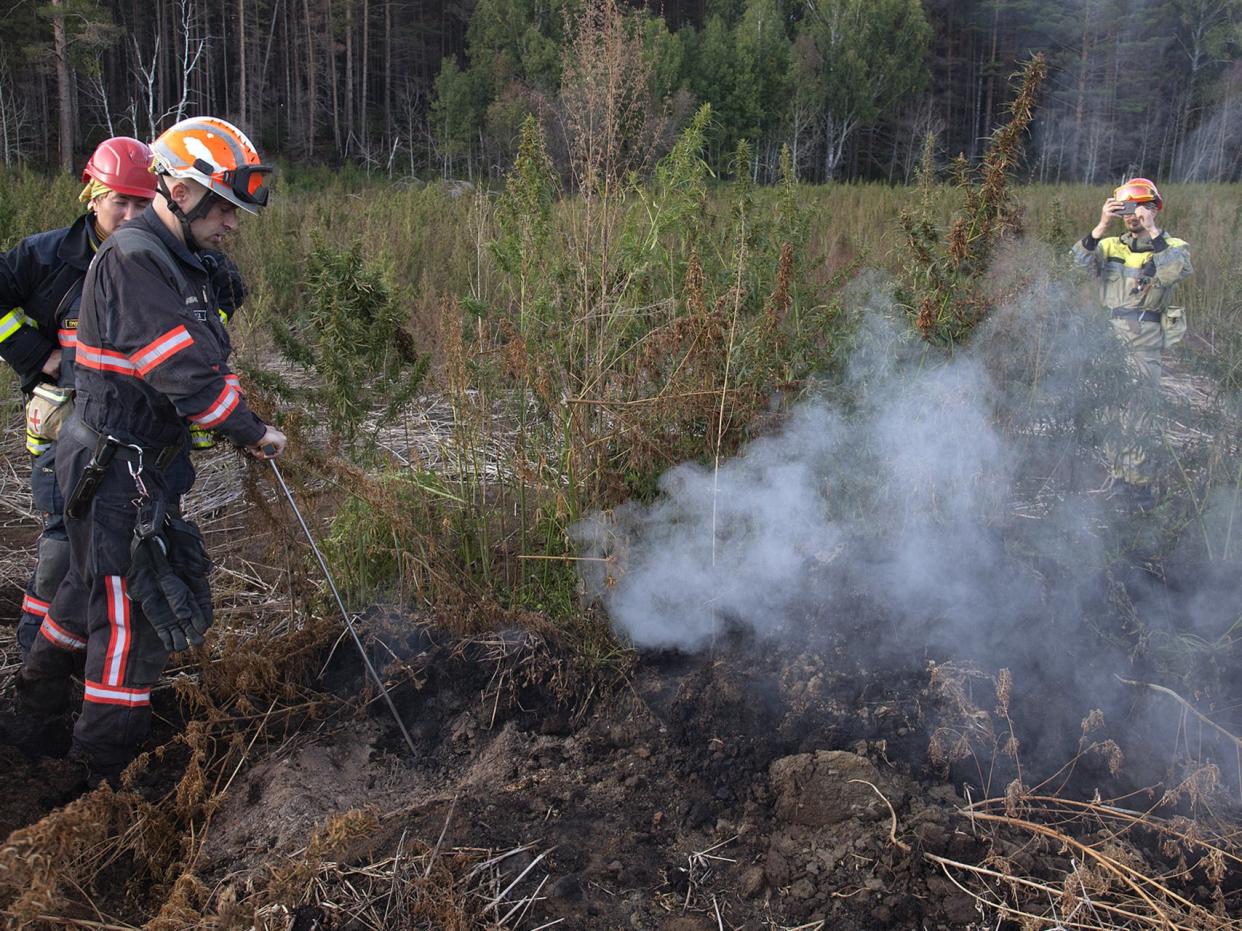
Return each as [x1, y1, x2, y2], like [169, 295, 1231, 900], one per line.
[264, 453, 418, 756]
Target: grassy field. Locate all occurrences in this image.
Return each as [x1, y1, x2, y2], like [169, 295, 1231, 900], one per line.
[4, 168, 1237, 375]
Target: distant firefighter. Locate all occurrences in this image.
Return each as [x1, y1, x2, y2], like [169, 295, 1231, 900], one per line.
[1070, 178, 1192, 508]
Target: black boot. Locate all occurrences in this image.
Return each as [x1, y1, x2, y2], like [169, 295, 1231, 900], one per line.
[14, 669, 71, 717]
[66, 742, 131, 790]
[2, 672, 73, 760]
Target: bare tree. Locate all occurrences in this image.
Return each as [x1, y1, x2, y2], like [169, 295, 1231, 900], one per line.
[0, 49, 32, 167]
[51, 0, 75, 170]
[83, 65, 116, 139]
[171, 0, 209, 123]
[133, 34, 161, 140]
[131, 0, 207, 139]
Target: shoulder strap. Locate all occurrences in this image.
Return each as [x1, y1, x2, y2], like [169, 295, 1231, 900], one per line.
[53, 276, 85, 325]
[108, 226, 193, 296]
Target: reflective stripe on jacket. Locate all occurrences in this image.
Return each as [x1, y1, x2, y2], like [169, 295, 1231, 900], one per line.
[0, 216, 96, 391]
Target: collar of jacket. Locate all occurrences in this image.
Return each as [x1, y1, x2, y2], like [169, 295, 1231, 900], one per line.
[55, 214, 97, 271]
[133, 204, 209, 275]
[1119, 231, 1157, 252]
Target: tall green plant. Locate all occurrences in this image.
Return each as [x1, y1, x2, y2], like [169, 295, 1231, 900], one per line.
[493, 115, 560, 334]
[286, 238, 428, 451]
[625, 103, 713, 295]
[897, 54, 1047, 345]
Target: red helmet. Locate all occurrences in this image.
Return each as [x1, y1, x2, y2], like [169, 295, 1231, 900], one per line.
[1113, 177, 1163, 210]
[82, 137, 157, 199]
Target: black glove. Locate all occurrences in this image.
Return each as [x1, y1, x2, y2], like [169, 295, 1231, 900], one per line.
[165, 516, 214, 632]
[127, 504, 209, 652]
[1133, 258, 1157, 292]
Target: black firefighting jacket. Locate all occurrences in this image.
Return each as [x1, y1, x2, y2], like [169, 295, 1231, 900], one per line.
[0, 215, 97, 392]
[1, 213, 246, 396]
[74, 207, 265, 451]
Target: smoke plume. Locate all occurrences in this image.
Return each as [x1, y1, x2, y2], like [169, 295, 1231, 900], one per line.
[573, 241, 1237, 672]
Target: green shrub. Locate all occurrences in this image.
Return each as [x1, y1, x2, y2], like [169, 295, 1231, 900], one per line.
[273, 237, 428, 452]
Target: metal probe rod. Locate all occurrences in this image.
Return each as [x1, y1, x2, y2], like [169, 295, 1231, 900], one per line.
[267, 458, 418, 756]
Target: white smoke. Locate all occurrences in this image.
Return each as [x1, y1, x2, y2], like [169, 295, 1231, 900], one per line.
[572, 246, 1138, 654]
[573, 235, 1242, 669]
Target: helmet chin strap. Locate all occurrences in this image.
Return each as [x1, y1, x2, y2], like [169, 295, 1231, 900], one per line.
[157, 176, 219, 252]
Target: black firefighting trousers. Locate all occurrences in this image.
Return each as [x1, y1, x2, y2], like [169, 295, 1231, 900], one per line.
[18, 440, 196, 658]
[20, 428, 176, 773]
[17, 443, 70, 657]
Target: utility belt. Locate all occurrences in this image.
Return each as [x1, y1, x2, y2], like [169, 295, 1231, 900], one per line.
[63, 417, 183, 519]
[1111, 309, 1162, 324]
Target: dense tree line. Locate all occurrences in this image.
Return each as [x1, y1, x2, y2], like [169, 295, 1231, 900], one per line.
[0, 0, 1238, 182]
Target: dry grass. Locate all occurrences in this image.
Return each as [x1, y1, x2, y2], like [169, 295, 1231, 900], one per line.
[924, 663, 1242, 930]
[932, 791, 1242, 930]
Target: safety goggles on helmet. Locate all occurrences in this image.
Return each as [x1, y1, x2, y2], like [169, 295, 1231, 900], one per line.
[152, 117, 272, 215]
[187, 158, 273, 209]
[1112, 178, 1162, 210]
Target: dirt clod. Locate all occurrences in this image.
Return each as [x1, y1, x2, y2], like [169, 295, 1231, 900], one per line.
[770, 750, 892, 826]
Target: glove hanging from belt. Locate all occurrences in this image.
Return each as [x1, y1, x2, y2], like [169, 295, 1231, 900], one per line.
[165, 514, 214, 629]
[127, 499, 214, 652]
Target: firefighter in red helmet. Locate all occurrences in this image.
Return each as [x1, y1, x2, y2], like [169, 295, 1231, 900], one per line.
[0, 138, 157, 659]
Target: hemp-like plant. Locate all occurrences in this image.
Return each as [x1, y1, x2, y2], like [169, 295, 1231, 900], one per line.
[295, 238, 428, 451]
[898, 54, 1047, 346]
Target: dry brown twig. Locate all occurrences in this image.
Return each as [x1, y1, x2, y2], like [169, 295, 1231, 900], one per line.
[930, 791, 1241, 931]
[847, 779, 911, 853]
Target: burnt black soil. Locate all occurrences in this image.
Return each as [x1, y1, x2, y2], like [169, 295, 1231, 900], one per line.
[195, 600, 1210, 930]
[228, 626, 986, 930]
[0, 596, 1237, 928]
[1, 526, 1239, 928]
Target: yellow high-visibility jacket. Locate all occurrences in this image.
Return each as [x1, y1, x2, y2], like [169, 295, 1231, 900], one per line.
[1070, 231, 1192, 314]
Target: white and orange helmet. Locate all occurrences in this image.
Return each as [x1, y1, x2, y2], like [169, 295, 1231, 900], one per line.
[151, 116, 272, 214]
